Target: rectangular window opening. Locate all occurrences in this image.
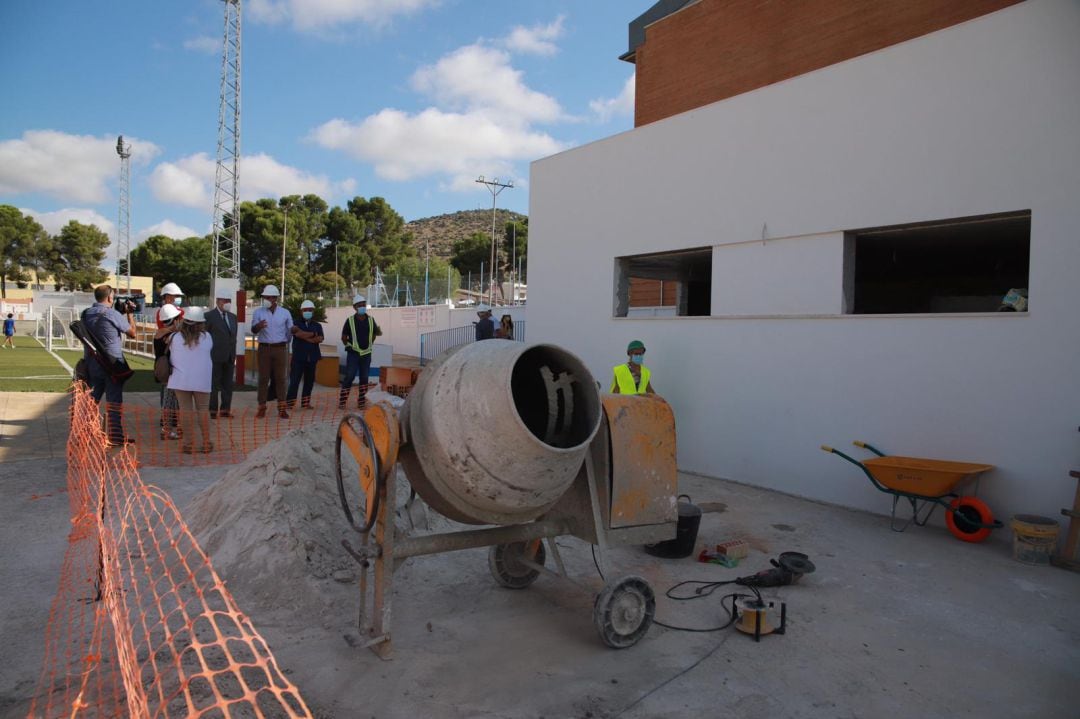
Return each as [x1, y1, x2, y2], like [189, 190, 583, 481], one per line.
[846, 210, 1030, 314]
[615, 247, 712, 317]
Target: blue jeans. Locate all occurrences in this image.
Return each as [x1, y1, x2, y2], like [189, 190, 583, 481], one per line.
[286, 357, 318, 407]
[339, 351, 372, 407]
[88, 357, 127, 442]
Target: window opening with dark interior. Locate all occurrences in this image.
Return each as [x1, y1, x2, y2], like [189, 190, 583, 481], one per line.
[845, 210, 1030, 314]
[614, 247, 712, 317]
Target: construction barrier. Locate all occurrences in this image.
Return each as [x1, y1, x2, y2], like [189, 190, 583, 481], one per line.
[92, 386, 377, 467]
[28, 383, 312, 718]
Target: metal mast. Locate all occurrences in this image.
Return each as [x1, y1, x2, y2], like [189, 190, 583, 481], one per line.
[475, 176, 513, 306]
[115, 136, 132, 293]
[210, 0, 242, 294]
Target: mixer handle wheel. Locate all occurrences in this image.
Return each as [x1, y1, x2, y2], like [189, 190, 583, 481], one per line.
[593, 575, 655, 649]
[335, 413, 383, 533]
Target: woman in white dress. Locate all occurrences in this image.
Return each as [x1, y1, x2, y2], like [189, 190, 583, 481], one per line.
[168, 306, 214, 454]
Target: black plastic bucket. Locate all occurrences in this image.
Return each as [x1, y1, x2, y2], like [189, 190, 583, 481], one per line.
[644, 494, 702, 559]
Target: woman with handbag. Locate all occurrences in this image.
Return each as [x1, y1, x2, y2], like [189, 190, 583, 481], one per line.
[167, 307, 214, 454]
[154, 304, 182, 439]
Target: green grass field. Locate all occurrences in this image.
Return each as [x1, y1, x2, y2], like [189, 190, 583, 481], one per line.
[55, 350, 161, 392]
[0, 336, 72, 391]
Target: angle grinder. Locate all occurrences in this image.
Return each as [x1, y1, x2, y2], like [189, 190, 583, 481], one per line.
[735, 551, 816, 588]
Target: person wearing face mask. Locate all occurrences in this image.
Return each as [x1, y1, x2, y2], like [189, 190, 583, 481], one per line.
[205, 289, 239, 419]
[286, 299, 325, 410]
[610, 340, 655, 395]
[251, 284, 293, 418]
[156, 282, 185, 328]
[339, 294, 382, 410]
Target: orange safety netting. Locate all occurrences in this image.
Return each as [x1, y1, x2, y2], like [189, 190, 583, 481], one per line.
[99, 385, 379, 467]
[28, 383, 313, 718]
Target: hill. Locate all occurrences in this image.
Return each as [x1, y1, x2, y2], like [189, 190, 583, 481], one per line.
[405, 209, 526, 259]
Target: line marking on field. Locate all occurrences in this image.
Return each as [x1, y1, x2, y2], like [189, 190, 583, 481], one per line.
[32, 336, 75, 376]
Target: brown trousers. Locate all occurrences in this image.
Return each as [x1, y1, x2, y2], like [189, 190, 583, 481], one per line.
[257, 344, 289, 408]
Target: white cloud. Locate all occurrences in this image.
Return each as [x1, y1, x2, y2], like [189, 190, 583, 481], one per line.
[310, 109, 563, 188]
[504, 16, 565, 56]
[22, 207, 116, 238]
[149, 152, 355, 208]
[411, 44, 564, 125]
[137, 219, 201, 242]
[182, 35, 220, 54]
[590, 73, 636, 123]
[0, 130, 160, 203]
[248, 0, 437, 31]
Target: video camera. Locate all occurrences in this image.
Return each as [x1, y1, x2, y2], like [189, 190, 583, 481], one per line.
[113, 294, 145, 315]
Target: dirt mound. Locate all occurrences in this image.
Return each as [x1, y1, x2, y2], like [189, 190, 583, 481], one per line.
[188, 422, 412, 621]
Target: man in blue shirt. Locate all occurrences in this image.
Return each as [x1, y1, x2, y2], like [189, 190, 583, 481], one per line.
[251, 284, 294, 418]
[82, 285, 137, 445]
[286, 299, 324, 410]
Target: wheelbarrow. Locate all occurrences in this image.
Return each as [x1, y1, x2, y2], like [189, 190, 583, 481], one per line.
[820, 441, 1003, 542]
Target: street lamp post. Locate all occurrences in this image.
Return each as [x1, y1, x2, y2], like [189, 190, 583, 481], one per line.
[280, 203, 291, 302]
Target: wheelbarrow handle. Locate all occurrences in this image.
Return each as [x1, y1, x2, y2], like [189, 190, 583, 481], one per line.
[821, 445, 893, 493]
[852, 440, 886, 457]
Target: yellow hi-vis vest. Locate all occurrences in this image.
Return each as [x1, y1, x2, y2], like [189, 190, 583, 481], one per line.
[611, 364, 650, 394]
[346, 314, 375, 356]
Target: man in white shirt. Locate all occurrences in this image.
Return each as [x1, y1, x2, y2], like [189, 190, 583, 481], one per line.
[251, 284, 293, 418]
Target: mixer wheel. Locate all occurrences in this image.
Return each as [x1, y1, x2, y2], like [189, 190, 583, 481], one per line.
[593, 575, 655, 649]
[488, 541, 546, 589]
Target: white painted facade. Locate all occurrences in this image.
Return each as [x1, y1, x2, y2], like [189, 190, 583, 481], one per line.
[529, 1, 1080, 521]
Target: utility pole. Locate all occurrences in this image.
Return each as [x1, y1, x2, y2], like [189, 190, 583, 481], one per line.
[210, 0, 242, 300]
[475, 176, 513, 307]
[510, 220, 516, 304]
[115, 136, 132, 294]
[424, 235, 430, 305]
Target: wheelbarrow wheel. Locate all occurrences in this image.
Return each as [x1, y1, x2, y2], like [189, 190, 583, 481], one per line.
[945, 497, 994, 543]
[489, 541, 546, 589]
[593, 576, 655, 649]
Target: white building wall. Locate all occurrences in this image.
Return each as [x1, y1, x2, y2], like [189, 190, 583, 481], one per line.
[528, 0, 1080, 521]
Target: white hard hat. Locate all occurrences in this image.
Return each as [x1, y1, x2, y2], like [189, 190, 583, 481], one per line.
[261, 285, 280, 297]
[159, 304, 181, 323]
[300, 299, 316, 309]
[476, 304, 490, 314]
[215, 287, 232, 299]
[352, 294, 366, 305]
[182, 306, 206, 323]
[161, 282, 184, 296]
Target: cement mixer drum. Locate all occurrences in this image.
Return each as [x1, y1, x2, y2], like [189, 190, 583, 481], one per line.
[403, 341, 602, 525]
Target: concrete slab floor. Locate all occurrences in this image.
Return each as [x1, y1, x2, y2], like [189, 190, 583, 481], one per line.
[1, 457, 1077, 719]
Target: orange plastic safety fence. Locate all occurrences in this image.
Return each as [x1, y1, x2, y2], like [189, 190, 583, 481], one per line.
[29, 384, 313, 718]
[98, 386, 374, 467]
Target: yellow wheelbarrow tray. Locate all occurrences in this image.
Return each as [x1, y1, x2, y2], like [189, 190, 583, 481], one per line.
[821, 441, 1003, 543]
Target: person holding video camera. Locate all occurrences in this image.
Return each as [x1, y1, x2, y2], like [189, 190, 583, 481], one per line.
[82, 284, 137, 446]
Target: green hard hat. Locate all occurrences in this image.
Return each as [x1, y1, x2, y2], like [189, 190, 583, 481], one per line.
[627, 340, 646, 353]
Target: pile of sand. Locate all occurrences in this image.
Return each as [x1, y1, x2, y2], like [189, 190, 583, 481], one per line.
[188, 420, 419, 622]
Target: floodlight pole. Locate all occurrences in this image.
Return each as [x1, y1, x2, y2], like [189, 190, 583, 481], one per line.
[115, 136, 132, 294]
[476, 176, 513, 307]
[334, 242, 339, 307]
[280, 202, 291, 303]
[424, 236, 430, 305]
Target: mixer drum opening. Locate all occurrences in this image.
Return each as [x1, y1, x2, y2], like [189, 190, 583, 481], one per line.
[511, 345, 601, 450]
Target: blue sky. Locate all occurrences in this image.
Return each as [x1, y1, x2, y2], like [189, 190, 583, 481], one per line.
[0, 0, 650, 258]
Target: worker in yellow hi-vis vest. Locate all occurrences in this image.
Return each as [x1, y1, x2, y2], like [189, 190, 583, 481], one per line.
[610, 340, 655, 395]
[339, 294, 382, 409]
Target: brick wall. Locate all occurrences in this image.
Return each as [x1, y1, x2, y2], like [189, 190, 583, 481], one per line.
[634, 0, 1022, 126]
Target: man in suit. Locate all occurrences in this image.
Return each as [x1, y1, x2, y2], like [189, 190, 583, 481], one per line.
[205, 288, 239, 418]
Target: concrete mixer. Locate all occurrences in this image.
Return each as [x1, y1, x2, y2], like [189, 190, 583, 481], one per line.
[335, 340, 678, 655]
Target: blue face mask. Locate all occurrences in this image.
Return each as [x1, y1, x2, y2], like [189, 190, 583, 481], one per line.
[630, 354, 644, 365]
[173, 297, 182, 306]
[302, 311, 313, 320]
[356, 307, 367, 315]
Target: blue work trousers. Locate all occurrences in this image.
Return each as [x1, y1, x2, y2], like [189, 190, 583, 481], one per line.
[88, 358, 127, 442]
[339, 351, 372, 408]
[287, 357, 319, 408]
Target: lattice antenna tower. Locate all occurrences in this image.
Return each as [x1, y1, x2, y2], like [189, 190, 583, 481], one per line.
[210, 0, 242, 288]
[115, 136, 132, 293]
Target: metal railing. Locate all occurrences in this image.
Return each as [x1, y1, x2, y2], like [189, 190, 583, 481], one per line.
[419, 321, 526, 366]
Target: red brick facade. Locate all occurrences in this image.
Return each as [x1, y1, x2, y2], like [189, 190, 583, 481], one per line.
[633, 0, 1022, 126]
